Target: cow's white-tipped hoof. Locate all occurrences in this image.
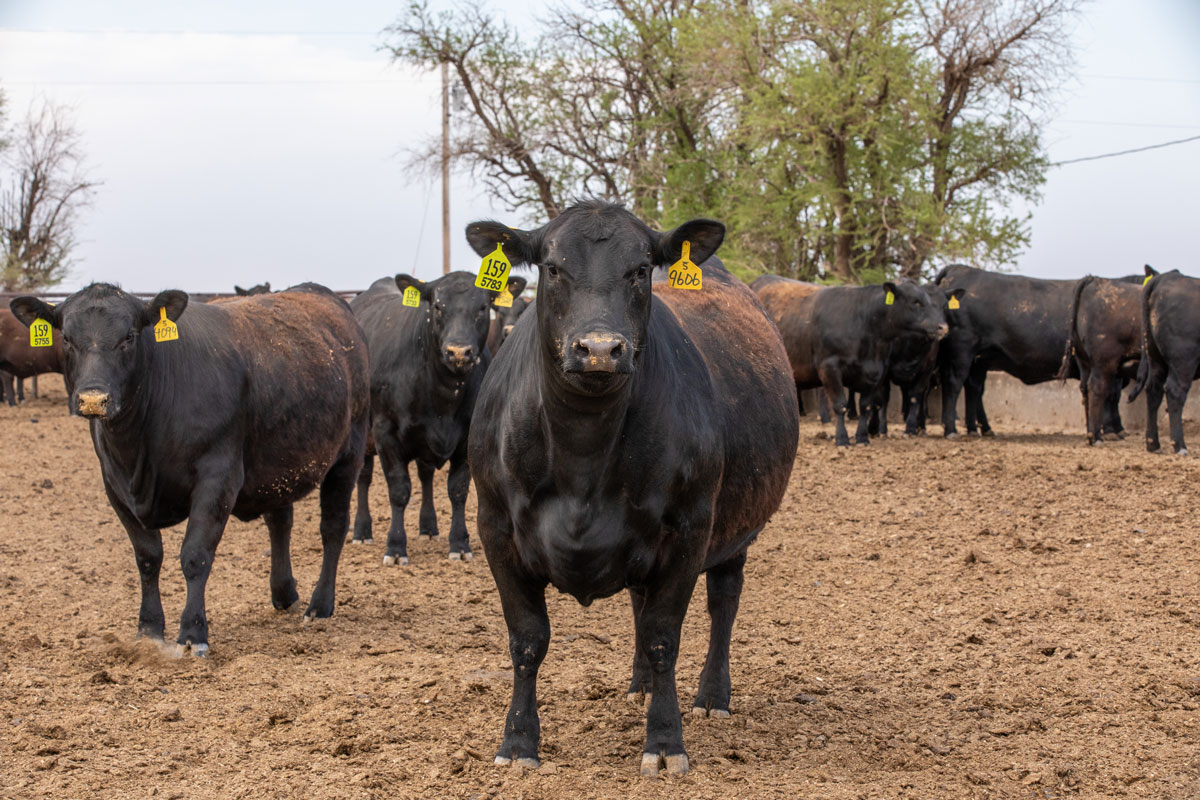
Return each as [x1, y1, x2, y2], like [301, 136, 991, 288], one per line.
[418, 533, 436, 541]
[382, 555, 408, 566]
[640, 752, 660, 776]
[173, 642, 209, 658]
[690, 705, 730, 719]
[463, 552, 473, 562]
[627, 691, 651, 707]
[494, 755, 510, 766]
[349, 538, 373, 545]
[448, 551, 461, 561]
[665, 753, 688, 775]
[493, 755, 538, 769]
[710, 708, 730, 718]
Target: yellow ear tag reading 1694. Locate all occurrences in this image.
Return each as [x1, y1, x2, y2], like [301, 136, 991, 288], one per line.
[29, 318, 52, 347]
[668, 241, 702, 290]
[154, 307, 179, 343]
[476, 243, 511, 292]
[885, 290, 895, 305]
[948, 295, 960, 310]
[402, 286, 421, 307]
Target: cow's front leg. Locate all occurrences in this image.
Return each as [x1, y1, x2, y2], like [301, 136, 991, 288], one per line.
[489, 551, 549, 767]
[377, 445, 411, 566]
[107, 485, 165, 640]
[177, 469, 240, 655]
[416, 459, 439, 540]
[445, 453, 473, 560]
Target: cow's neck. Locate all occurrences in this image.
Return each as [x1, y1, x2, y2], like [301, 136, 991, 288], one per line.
[89, 347, 157, 487]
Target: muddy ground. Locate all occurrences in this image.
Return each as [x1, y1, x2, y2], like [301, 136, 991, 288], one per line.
[1, 375, 1198, 799]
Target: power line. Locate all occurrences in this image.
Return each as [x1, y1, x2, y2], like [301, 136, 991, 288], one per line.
[1081, 73, 1200, 85]
[1059, 119, 1200, 131]
[0, 28, 381, 36]
[1052, 133, 1200, 166]
[2, 79, 411, 86]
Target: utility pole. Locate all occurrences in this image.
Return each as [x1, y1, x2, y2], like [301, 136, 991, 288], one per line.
[441, 60, 451, 275]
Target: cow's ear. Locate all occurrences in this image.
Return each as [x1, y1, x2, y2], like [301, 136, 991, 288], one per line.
[144, 290, 189, 327]
[882, 281, 899, 303]
[10, 297, 59, 329]
[1144, 264, 1158, 278]
[466, 221, 539, 267]
[505, 275, 528, 297]
[395, 274, 433, 303]
[234, 285, 248, 296]
[656, 218, 725, 266]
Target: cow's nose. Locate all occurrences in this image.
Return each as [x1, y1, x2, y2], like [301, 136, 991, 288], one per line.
[935, 323, 949, 340]
[77, 391, 110, 418]
[444, 344, 476, 365]
[503, 324, 514, 338]
[572, 333, 627, 372]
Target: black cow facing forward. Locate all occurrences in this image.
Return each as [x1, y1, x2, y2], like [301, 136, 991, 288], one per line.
[1128, 266, 1200, 454]
[10, 284, 369, 655]
[466, 201, 799, 776]
[350, 271, 525, 563]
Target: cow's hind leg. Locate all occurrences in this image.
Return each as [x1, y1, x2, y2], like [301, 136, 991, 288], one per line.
[265, 506, 300, 610]
[692, 549, 747, 719]
[1165, 361, 1197, 455]
[1102, 377, 1126, 439]
[627, 588, 652, 703]
[306, 447, 360, 619]
[0, 370, 14, 406]
[818, 361, 850, 447]
[1144, 364, 1166, 453]
[351, 453, 374, 544]
[446, 453, 473, 560]
[416, 459, 439, 541]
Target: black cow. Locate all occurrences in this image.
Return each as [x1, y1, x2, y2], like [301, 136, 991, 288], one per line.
[349, 271, 525, 563]
[486, 291, 532, 354]
[10, 284, 370, 655]
[772, 279, 948, 446]
[465, 202, 798, 776]
[1128, 266, 1200, 454]
[1, 308, 63, 406]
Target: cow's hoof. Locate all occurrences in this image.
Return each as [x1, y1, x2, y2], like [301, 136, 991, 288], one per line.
[981, 429, 995, 438]
[1101, 432, 1122, 442]
[418, 533, 438, 541]
[627, 691, 651, 708]
[690, 706, 730, 719]
[381, 554, 408, 566]
[944, 432, 960, 440]
[494, 755, 539, 769]
[1176, 448, 1189, 457]
[173, 642, 209, 659]
[640, 751, 688, 777]
[349, 538, 373, 545]
[448, 551, 473, 562]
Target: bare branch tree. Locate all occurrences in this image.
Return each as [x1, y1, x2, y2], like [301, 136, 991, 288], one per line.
[0, 99, 99, 291]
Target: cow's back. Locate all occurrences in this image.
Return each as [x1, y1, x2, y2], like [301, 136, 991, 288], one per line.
[1077, 278, 1141, 364]
[750, 276, 823, 384]
[1147, 272, 1200, 365]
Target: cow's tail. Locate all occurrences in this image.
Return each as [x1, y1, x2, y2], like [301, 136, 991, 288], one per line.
[1056, 275, 1093, 382]
[1127, 273, 1157, 402]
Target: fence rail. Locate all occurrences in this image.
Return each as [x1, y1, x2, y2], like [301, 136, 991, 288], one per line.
[0, 290, 363, 304]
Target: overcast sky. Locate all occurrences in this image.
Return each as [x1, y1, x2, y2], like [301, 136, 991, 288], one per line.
[0, 0, 1197, 292]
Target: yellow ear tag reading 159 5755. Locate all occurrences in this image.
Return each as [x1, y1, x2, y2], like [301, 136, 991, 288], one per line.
[493, 287, 514, 308]
[476, 243, 511, 292]
[402, 286, 421, 307]
[948, 295, 960, 310]
[154, 307, 179, 343]
[885, 290, 895, 305]
[667, 241, 702, 290]
[29, 318, 52, 347]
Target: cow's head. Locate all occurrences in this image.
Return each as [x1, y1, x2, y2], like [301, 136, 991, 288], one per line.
[10, 284, 187, 420]
[396, 271, 523, 376]
[882, 280, 949, 340]
[466, 201, 724, 396]
[491, 294, 532, 351]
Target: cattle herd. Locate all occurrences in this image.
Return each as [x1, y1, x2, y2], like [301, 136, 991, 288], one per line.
[2, 200, 1196, 777]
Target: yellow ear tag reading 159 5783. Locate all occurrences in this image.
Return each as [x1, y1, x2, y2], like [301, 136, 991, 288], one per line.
[476, 243, 511, 292]
[154, 307, 179, 343]
[667, 240, 702, 290]
[402, 286, 421, 307]
[948, 295, 960, 310]
[885, 290, 895, 305]
[29, 318, 52, 347]
[493, 287, 514, 308]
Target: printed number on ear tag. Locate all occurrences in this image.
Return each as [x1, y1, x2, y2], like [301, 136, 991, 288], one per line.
[493, 287, 514, 308]
[885, 290, 895, 305]
[402, 286, 421, 307]
[154, 307, 179, 343]
[476, 243, 511, 292]
[948, 295, 960, 310]
[29, 318, 52, 348]
[1143, 274, 1153, 286]
[668, 241, 702, 290]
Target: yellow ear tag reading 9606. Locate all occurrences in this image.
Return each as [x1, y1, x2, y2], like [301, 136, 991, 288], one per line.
[493, 287, 514, 308]
[476, 243, 511, 292]
[885, 290, 895, 305]
[948, 295, 960, 310]
[668, 241, 702, 290]
[154, 307, 179, 343]
[402, 286, 421, 307]
[29, 318, 53, 347]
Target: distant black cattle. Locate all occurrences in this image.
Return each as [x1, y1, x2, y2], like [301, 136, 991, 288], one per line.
[1128, 266, 1200, 454]
[0, 308, 63, 406]
[234, 282, 271, 296]
[350, 271, 523, 563]
[486, 289, 532, 354]
[764, 278, 948, 446]
[10, 284, 370, 655]
[1058, 275, 1143, 444]
[466, 201, 799, 776]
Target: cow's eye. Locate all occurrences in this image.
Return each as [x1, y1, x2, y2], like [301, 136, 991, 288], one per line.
[545, 265, 559, 279]
[636, 265, 649, 280]
[121, 330, 137, 348]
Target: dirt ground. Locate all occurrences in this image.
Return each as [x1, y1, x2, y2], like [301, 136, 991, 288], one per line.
[2, 375, 1198, 799]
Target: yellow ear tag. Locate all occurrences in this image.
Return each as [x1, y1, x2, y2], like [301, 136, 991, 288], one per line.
[402, 286, 421, 307]
[948, 295, 960, 310]
[668, 240, 702, 290]
[154, 307, 179, 343]
[493, 287, 514, 308]
[885, 290, 895, 305]
[29, 318, 53, 348]
[476, 243, 511, 292]
[1143, 274, 1153, 286]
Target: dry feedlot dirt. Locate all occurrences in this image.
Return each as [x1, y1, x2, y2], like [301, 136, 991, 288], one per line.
[2, 375, 1199, 799]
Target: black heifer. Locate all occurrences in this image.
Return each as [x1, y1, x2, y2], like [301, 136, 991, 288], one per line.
[1128, 267, 1200, 454]
[779, 279, 947, 446]
[10, 285, 370, 655]
[486, 291, 532, 354]
[350, 272, 525, 563]
[466, 202, 798, 776]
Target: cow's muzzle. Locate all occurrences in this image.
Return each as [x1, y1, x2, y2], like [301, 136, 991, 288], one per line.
[568, 332, 629, 374]
[932, 323, 949, 341]
[77, 390, 111, 418]
[443, 344, 478, 373]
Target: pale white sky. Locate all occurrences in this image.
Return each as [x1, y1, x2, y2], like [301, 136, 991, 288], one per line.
[0, 0, 1197, 292]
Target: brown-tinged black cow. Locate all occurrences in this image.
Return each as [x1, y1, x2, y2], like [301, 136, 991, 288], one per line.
[349, 271, 524, 563]
[1, 308, 63, 406]
[486, 287, 532, 354]
[9, 284, 369, 655]
[1127, 266, 1200, 454]
[1058, 274, 1143, 444]
[769, 278, 947, 446]
[465, 201, 799, 776]
[751, 274, 823, 417]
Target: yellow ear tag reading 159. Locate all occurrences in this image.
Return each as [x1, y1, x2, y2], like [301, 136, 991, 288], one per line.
[1143, 274, 1153, 286]
[668, 241, 702, 290]
[29, 318, 52, 347]
[885, 290, 895, 305]
[476, 243, 511, 292]
[948, 295, 960, 310]
[402, 286, 421, 307]
[154, 307, 179, 343]
[493, 287, 514, 308]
